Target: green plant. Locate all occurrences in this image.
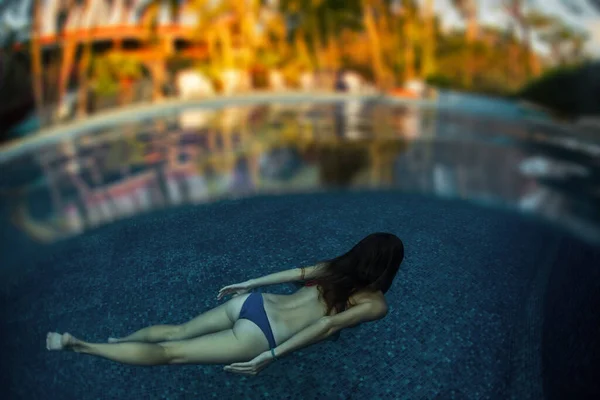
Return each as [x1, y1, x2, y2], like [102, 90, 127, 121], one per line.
[91, 55, 144, 97]
[92, 57, 119, 96]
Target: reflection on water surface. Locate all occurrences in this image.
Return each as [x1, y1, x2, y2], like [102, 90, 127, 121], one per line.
[0, 99, 598, 244]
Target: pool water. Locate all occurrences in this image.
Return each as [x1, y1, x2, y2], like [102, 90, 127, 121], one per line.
[1, 96, 599, 399]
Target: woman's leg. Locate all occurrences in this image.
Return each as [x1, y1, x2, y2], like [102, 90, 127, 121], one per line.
[107, 324, 184, 344]
[108, 294, 249, 343]
[46, 319, 269, 366]
[48, 332, 171, 366]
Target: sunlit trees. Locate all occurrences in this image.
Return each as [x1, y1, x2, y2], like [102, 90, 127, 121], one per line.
[280, 0, 363, 73]
[451, 0, 477, 85]
[22, 0, 594, 124]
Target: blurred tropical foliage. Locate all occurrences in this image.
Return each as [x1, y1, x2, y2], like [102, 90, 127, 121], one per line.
[0, 0, 597, 136]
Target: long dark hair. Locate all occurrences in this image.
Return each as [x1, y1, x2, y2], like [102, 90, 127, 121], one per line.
[311, 233, 404, 315]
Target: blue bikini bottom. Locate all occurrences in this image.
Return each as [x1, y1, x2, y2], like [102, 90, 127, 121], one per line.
[238, 292, 277, 349]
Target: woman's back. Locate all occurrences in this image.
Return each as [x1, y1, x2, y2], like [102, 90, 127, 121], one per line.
[262, 285, 327, 344]
[262, 284, 384, 345]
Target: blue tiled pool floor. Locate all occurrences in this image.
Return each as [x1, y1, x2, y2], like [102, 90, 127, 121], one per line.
[1, 191, 566, 399]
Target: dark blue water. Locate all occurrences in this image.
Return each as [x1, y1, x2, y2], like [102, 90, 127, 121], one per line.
[2, 190, 598, 400]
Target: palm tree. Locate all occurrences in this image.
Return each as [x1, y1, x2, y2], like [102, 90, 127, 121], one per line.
[361, 0, 389, 88]
[139, 0, 182, 100]
[523, 10, 555, 76]
[280, 0, 324, 70]
[185, 0, 242, 78]
[539, 24, 589, 67]
[31, 0, 45, 125]
[451, 0, 477, 86]
[260, 5, 288, 60]
[452, 0, 477, 42]
[420, 0, 436, 79]
[504, 0, 546, 78]
[320, 0, 362, 70]
[390, 0, 417, 82]
[569, 30, 589, 63]
[280, 0, 362, 72]
[237, 0, 262, 70]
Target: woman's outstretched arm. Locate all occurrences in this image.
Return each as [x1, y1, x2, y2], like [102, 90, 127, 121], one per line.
[247, 263, 325, 289]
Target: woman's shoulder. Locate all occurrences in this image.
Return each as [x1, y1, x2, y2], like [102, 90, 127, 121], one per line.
[347, 289, 386, 309]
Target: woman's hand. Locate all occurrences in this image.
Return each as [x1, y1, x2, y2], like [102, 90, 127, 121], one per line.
[223, 351, 274, 376]
[217, 281, 253, 300]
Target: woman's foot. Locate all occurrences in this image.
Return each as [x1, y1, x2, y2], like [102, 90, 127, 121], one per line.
[46, 332, 78, 351]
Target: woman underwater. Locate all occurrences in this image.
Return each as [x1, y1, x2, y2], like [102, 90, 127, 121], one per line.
[46, 232, 404, 376]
